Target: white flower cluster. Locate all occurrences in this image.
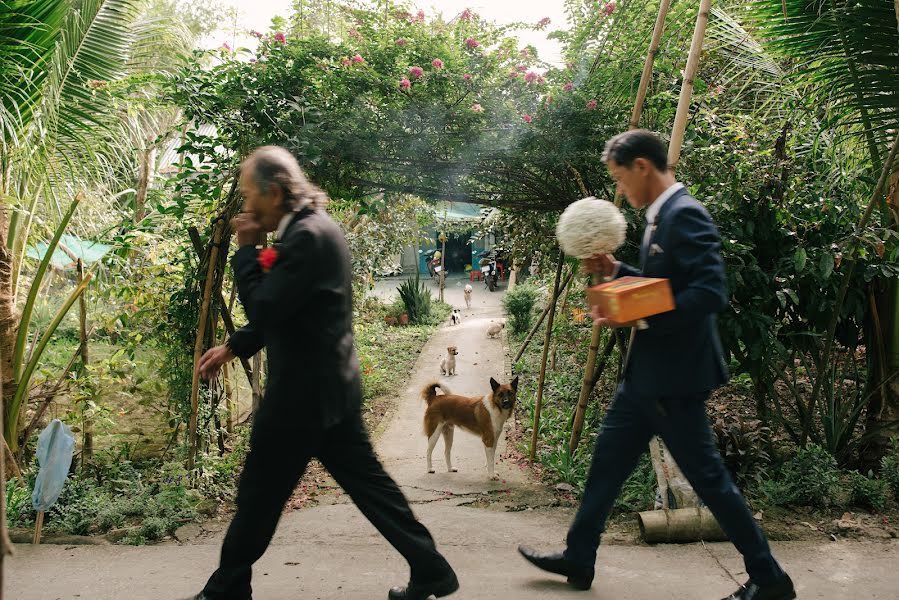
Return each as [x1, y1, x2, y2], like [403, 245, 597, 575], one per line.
[555, 196, 627, 259]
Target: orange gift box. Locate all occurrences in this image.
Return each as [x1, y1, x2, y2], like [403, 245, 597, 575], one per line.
[586, 277, 675, 323]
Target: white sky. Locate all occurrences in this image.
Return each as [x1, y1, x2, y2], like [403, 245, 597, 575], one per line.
[206, 1, 568, 65]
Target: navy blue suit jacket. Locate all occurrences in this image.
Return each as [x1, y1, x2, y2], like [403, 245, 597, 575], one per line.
[616, 188, 729, 398]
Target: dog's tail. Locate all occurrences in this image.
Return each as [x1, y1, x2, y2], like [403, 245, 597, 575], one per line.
[421, 382, 452, 405]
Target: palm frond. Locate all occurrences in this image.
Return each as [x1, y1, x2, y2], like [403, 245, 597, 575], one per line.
[751, 0, 899, 165]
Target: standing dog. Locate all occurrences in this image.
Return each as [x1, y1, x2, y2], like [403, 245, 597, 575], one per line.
[440, 346, 458, 376]
[421, 377, 519, 478]
[463, 284, 473, 308]
[450, 309, 461, 325]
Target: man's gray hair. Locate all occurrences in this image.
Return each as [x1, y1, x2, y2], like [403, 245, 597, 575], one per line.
[242, 146, 329, 210]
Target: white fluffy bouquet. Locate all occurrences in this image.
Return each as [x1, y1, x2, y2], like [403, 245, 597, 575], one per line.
[555, 196, 627, 259]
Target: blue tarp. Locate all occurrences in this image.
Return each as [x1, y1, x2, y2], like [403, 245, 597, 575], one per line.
[25, 234, 112, 270]
[31, 419, 75, 513]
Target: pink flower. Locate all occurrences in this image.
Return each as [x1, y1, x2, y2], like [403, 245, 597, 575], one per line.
[463, 73, 472, 81]
[522, 114, 533, 123]
[249, 30, 262, 38]
[413, 9, 425, 23]
[460, 8, 474, 21]
[465, 37, 480, 49]
[524, 71, 540, 84]
[603, 2, 616, 16]
[508, 70, 520, 79]
[563, 81, 574, 91]
[431, 58, 444, 69]
[399, 78, 412, 90]
[471, 103, 484, 113]
[249, 58, 257, 64]
[352, 54, 365, 64]
[341, 57, 352, 66]
[566, 62, 576, 70]
[221, 42, 231, 51]
[517, 64, 528, 72]
[537, 17, 551, 28]
[520, 48, 530, 58]
[395, 38, 407, 46]
[409, 66, 424, 78]
[586, 99, 598, 110]
[273, 32, 286, 44]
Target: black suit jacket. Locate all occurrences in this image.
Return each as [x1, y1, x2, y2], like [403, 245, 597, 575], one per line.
[226, 207, 362, 430]
[617, 188, 729, 397]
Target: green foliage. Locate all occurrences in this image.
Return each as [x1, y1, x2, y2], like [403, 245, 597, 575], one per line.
[503, 284, 539, 334]
[397, 275, 432, 325]
[846, 470, 890, 512]
[879, 439, 899, 498]
[757, 446, 843, 508]
[713, 415, 771, 487]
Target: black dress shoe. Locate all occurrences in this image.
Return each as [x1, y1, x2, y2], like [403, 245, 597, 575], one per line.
[722, 574, 796, 600]
[388, 570, 459, 600]
[182, 594, 251, 600]
[517, 545, 594, 591]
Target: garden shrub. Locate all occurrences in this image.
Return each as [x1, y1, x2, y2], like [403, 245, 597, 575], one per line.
[846, 471, 890, 512]
[880, 438, 899, 498]
[503, 284, 539, 334]
[397, 275, 432, 325]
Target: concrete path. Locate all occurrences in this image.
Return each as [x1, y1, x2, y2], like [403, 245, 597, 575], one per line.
[8, 277, 899, 599]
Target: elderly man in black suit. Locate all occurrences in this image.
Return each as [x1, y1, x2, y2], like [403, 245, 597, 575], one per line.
[185, 146, 458, 600]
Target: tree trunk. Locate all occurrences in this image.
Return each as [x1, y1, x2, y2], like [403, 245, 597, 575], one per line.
[77, 260, 92, 468]
[0, 207, 16, 443]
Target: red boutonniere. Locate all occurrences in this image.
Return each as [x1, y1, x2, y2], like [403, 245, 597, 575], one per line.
[257, 247, 279, 272]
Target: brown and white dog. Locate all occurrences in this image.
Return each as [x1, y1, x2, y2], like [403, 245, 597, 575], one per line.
[440, 346, 458, 376]
[421, 377, 519, 479]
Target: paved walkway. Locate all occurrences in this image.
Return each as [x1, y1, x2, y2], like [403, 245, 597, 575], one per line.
[8, 280, 899, 599]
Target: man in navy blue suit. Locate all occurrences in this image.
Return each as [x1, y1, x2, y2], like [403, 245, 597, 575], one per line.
[518, 130, 795, 600]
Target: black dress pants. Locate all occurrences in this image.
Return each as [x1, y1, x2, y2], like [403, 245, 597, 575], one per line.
[202, 412, 451, 599]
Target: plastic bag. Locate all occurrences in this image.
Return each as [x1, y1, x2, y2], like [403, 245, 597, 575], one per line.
[31, 419, 75, 512]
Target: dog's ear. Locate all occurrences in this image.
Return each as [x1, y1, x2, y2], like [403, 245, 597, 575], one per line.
[489, 377, 500, 393]
[510, 376, 519, 391]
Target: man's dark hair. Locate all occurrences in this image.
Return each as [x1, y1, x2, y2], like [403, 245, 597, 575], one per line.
[601, 129, 669, 172]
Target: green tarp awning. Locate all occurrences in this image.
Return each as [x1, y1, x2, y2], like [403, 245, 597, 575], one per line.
[26, 234, 112, 270]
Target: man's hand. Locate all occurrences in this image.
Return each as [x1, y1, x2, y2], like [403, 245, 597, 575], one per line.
[198, 344, 235, 380]
[590, 304, 635, 329]
[233, 212, 262, 247]
[581, 253, 617, 278]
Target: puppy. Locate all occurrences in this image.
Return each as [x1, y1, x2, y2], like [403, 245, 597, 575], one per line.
[450, 309, 461, 325]
[421, 377, 519, 478]
[463, 284, 473, 308]
[440, 345, 459, 376]
[486, 322, 505, 338]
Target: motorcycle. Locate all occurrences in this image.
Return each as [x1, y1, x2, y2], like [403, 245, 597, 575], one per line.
[478, 252, 499, 292]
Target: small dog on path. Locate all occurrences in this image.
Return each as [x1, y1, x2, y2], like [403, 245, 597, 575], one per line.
[450, 309, 461, 325]
[486, 322, 505, 338]
[463, 284, 473, 308]
[421, 377, 519, 478]
[440, 345, 458, 376]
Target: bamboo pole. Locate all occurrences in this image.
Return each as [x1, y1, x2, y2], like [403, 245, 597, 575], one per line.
[513, 271, 575, 364]
[187, 227, 254, 387]
[569, 326, 606, 455]
[550, 272, 573, 371]
[188, 220, 224, 471]
[77, 259, 92, 469]
[569, 0, 674, 454]
[668, 0, 712, 171]
[642, 0, 713, 510]
[32, 511, 44, 545]
[530, 251, 566, 461]
[630, 0, 673, 130]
